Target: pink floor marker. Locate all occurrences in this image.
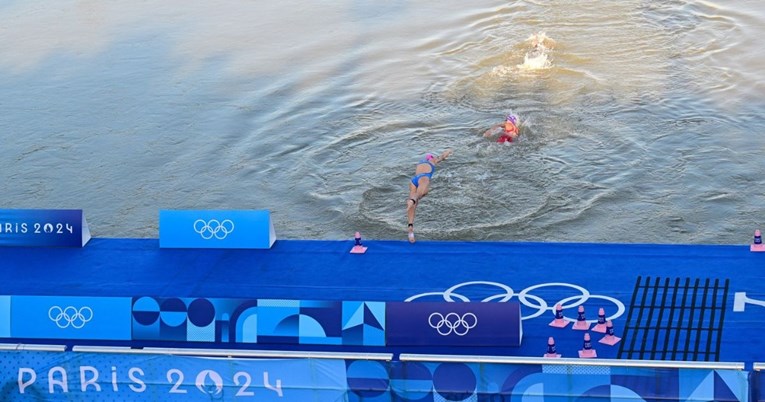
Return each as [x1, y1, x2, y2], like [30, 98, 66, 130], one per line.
[350, 232, 368, 254]
[549, 304, 569, 328]
[599, 320, 622, 346]
[544, 336, 561, 358]
[752, 230, 765, 252]
[578, 332, 597, 358]
[350, 245, 368, 254]
[592, 307, 608, 333]
[572, 305, 590, 330]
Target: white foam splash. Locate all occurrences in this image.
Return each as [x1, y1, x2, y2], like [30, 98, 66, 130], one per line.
[491, 31, 555, 76]
[518, 31, 554, 70]
[518, 50, 550, 70]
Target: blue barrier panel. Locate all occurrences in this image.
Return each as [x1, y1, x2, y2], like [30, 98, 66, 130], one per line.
[11, 296, 132, 340]
[0, 350, 748, 401]
[2, 295, 387, 347]
[0, 209, 91, 247]
[349, 360, 749, 401]
[3, 296, 527, 349]
[753, 369, 765, 401]
[0, 350, 346, 401]
[159, 209, 276, 249]
[131, 297, 386, 347]
[0, 296, 9, 338]
[386, 302, 522, 347]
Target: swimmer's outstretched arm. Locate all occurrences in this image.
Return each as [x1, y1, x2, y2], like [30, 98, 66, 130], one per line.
[483, 124, 503, 137]
[434, 149, 453, 164]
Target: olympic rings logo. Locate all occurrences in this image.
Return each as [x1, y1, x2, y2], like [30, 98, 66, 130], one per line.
[407, 281, 625, 323]
[48, 306, 93, 329]
[428, 312, 478, 336]
[193, 219, 234, 240]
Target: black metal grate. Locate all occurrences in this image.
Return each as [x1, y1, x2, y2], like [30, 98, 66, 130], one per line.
[617, 276, 728, 361]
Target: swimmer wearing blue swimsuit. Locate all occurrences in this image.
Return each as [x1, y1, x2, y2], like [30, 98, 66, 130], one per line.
[411, 159, 436, 188]
[406, 149, 453, 243]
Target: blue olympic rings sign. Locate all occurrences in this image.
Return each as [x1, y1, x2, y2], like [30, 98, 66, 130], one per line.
[48, 306, 93, 329]
[193, 219, 235, 240]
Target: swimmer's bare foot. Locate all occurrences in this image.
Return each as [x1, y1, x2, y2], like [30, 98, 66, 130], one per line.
[408, 223, 415, 244]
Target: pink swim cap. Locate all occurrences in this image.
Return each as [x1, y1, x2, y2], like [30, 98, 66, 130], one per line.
[425, 153, 435, 161]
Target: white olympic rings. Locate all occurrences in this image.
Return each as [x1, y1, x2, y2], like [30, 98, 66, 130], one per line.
[445, 281, 514, 303]
[556, 294, 625, 323]
[428, 312, 478, 336]
[407, 281, 625, 323]
[48, 306, 93, 329]
[193, 219, 234, 240]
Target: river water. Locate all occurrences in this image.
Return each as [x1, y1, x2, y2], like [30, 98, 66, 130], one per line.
[1, 0, 764, 244]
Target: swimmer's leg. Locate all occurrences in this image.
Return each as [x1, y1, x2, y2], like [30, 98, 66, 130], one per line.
[407, 183, 418, 243]
[406, 199, 417, 243]
[406, 183, 419, 243]
[407, 197, 417, 210]
[407, 183, 418, 214]
[408, 180, 432, 244]
[415, 183, 430, 200]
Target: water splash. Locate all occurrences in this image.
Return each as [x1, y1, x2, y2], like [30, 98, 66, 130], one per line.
[491, 31, 555, 77]
[518, 31, 554, 70]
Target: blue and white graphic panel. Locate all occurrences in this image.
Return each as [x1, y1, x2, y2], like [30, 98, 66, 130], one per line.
[11, 296, 131, 340]
[0, 351, 347, 402]
[159, 209, 276, 249]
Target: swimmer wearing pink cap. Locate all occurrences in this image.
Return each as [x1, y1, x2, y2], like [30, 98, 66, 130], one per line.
[483, 113, 520, 143]
[406, 149, 453, 243]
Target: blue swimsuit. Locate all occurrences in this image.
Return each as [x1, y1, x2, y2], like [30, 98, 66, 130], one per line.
[411, 160, 436, 188]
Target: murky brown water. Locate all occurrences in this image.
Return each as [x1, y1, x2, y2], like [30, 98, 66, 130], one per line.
[1, 0, 764, 244]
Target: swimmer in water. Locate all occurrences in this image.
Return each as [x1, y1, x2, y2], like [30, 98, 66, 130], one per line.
[407, 149, 453, 243]
[483, 114, 520, 143]
[519, 32, 554, 70]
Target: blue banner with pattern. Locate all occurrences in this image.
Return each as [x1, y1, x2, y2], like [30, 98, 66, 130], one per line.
[347, 361, 749, 402]
[0, 350, 749, 401]
[0, 351, 346, 401]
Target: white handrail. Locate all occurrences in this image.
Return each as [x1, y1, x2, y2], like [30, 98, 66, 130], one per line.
[71, 345, 393, 361]
[0, 344, 744, 369]
[0, 343, 67, 352]
[399, 354, 744, 370]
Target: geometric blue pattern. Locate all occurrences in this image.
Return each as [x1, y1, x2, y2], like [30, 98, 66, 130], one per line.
[0, 350, 748, 402]
[344, 362, 750, 401]
[129, 296, 386, 346]
[342, 301, 385, 346]
[0, 350, 751, 401]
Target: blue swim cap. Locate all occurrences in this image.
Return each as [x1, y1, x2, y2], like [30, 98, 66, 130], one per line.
[506, 114, 518, 124]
